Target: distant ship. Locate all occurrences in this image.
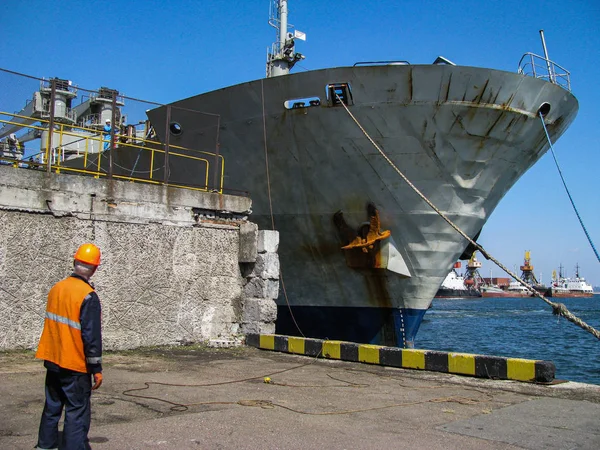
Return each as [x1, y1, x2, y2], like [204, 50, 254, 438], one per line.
[480, 285, 508, 297]
[503, 281, 535, 297]
[435, 262, 481, 299]
[1, 1, 579, 348]
[547, 264, 594, 298]
[479, 282, 545, 298]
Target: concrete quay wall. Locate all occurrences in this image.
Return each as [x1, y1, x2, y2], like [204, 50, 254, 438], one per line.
[0, 165, 279, 350]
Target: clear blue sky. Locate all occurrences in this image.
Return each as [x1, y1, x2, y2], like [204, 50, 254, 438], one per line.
[1, 0, 599, 286]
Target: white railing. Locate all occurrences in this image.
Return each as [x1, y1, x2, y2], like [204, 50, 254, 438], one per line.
[518, 52, 571, 92]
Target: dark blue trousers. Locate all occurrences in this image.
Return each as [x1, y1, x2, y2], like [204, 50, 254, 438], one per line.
[37, 368, 92, 450]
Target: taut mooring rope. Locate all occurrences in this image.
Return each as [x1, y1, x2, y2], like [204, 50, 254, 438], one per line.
[261, 79, 305, 337]
[539, 112, 600, 263]
[336, 93, 600, 340]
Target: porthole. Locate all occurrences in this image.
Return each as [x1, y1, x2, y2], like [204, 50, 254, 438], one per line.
[170, 122, 183, 135]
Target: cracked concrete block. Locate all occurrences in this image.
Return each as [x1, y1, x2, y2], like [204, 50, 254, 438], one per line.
[263, 279, 279, 299]
[258, 298, 278, 322]
[241, 322, 276, 335]
[243, 298, 278, 323]
[249, 253, 280, 279]
[260, 322, 276, 334]
[242, 298, 259, 323]
[258, 230, 279, 253]
[238, 222, 258, 263]
[243, 278, 280, 299]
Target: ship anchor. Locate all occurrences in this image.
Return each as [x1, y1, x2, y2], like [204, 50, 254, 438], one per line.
[334, 203, 391, 253]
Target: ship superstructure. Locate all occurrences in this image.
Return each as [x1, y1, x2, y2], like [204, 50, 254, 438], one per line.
[0, 78, 146, 165]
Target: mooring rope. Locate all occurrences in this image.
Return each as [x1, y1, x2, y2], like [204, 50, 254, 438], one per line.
[120, 351, 487, 415]
[335, 93, 600, 340]
[260, 79, 305, 337]
[539, 112, 600, 263]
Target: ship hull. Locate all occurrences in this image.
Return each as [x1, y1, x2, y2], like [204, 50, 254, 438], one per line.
[276, 305, 426, 347]
[481, 290, 530, 298]
[435, 288, 482, 299]
[94, 64, 578, 346]
[481, 285, 547, 298]
[546, 289, 593, 298]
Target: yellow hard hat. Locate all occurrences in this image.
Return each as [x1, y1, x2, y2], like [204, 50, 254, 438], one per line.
[74, 243, 101, 266]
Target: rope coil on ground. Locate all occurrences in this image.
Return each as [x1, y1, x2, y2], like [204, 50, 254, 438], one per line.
[334, 93, 600, 341]
[121, 364, 487, 415]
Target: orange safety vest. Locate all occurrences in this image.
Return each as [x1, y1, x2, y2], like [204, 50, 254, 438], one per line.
[36, 276, 95, 373]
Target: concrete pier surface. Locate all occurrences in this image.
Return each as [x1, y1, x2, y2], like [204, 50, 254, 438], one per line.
[1, 346, 599, 450]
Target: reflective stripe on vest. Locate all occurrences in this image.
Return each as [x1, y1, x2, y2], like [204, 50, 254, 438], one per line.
[36, 276, 95, 373]
[45, 311, 81, 330]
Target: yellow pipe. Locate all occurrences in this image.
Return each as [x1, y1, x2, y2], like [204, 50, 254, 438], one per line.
[219, 157, 225, 193]
[149, 148, 155, 180]
[83, 135, 89, 167]
[0, 111, 225, 193]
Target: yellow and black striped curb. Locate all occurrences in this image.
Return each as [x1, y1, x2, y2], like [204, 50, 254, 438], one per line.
[245, 334, 555, 383]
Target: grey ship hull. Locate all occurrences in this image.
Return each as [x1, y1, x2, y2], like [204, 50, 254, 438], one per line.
[435, 288, 482, 299]
[135, 64, 577, 346]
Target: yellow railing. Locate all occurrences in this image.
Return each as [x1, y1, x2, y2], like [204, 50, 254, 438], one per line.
[0, 111, 225, 193]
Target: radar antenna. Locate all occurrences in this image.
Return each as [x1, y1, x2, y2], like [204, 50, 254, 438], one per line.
[266, 0, 306, 78]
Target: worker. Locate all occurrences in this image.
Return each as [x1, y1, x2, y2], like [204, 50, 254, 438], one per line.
[103, 119, 112, 150]
[7, 133, 19, 156]
[6, 133, 23, 164]
[35, 243, 103, 450]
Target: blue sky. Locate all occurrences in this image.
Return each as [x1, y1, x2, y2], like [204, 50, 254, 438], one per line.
[1, 0, 599, 286]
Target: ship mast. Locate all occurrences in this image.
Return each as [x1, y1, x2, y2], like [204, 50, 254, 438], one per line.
[266, 0, 306, 78]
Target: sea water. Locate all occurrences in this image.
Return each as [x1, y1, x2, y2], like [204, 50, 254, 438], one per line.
[415, 294, 600, 385]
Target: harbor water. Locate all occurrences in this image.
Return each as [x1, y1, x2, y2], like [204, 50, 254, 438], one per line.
[416, 294, 600, 385]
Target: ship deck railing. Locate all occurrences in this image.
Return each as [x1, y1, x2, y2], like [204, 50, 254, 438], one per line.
[518, 52, 571, 92]
[0, 110, 225, 193]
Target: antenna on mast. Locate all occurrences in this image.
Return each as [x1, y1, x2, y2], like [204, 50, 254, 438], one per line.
[266, 0, 306, 78]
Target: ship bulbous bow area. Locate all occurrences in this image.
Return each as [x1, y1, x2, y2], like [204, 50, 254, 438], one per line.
[142, 63, 578, 347]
